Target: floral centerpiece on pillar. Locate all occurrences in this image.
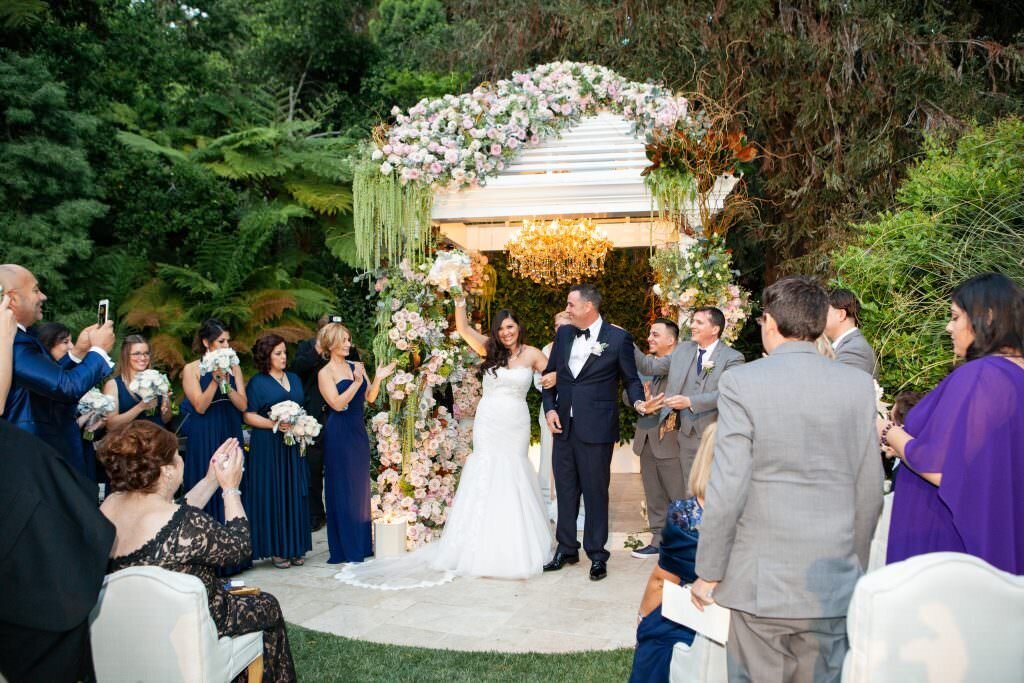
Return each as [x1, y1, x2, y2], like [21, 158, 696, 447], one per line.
[650, 234, 752, 344]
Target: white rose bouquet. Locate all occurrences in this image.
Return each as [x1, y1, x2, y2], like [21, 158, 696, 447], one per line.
[268, 400, 304, 435]
[199, 348, 240, 394]
[426, 250, 473, 296]
[874, 380, 891, 419]
[129, 369, 171, 414]
[289, 414, 322, 455]
[77, 388, 115, 440]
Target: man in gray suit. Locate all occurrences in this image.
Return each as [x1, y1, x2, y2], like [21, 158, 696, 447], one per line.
[634, 307, 744, 497]
[627, 318, 686, 558]
[691, 277, 883, 683]
[825, 288, 878, 377]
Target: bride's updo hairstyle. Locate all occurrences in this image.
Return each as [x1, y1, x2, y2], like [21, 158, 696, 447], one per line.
[480, 309, 525, 377]
[97, 421, 178, 494]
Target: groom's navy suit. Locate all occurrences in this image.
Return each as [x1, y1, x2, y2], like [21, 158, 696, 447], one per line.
[542, 318, 644, 561]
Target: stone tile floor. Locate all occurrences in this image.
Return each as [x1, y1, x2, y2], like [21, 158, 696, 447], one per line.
[239, 473, 652, 653]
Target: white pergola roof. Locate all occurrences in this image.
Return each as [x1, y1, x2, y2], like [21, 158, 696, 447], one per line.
[432, 112, 738, 251]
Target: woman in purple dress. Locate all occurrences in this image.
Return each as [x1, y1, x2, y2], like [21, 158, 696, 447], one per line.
[879, 272, 1024, 574]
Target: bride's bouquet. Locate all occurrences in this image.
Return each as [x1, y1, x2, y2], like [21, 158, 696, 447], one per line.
[129, 369, 171, 414]
[289, 414, 322, 455]
[77, 388, 115, 441]
[199, 348, 240, 394]
[426, 250, 473, 296]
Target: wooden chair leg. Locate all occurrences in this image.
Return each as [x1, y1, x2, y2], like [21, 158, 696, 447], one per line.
[247, 654, 263, 683]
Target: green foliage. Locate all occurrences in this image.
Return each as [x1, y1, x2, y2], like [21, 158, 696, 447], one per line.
[0, 50, 106, 312]
[833, 118, 1024, 395]
[353, 161, 435, 270]
[486, 250, 655, 443]
[436, 1, 1024, 278]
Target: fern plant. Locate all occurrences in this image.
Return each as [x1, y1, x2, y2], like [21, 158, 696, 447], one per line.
[114, 118, 353, 371]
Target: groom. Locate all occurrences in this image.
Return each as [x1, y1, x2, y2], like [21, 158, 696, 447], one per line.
[542, 284, 646, 580]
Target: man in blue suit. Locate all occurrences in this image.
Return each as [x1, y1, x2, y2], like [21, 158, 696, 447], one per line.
[542, 283, 646, 581]
[0, 265, 114, 473]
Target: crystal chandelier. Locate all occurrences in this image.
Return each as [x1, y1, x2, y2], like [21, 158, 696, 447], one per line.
[505, 218, 613, 286]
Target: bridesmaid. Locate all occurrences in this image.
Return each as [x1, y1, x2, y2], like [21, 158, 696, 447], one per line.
[243, 333, 312, 569]
[102, 334, 173, 430]
[317, 323, 394, 564]
[179, 319, 247, 525]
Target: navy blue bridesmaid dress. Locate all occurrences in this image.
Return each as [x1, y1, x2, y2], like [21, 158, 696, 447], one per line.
[244, 372, 312, 561]
[179, 373, 245, 522]
[323, 362, 373, 563]
[114, 376, 170, 427]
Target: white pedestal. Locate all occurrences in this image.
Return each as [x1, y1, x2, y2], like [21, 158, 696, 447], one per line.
[374, 520, 408, 558]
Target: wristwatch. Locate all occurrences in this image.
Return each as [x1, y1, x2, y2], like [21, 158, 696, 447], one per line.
[634, 400, 646, 415]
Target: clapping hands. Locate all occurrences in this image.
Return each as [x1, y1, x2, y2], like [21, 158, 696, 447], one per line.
[211, 437, 244, 489]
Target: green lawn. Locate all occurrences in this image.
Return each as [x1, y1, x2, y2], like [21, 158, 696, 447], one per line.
[288, 624, 634, 682]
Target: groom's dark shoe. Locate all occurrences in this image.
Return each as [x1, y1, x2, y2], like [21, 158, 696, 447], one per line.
[589, 560, 608, 581]
[543, 552, 580, 571]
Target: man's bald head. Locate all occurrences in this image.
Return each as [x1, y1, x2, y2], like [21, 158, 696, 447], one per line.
[0, 264, 30, 291]
[0, 265, 46, 326]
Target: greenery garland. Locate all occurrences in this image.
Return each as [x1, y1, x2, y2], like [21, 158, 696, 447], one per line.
[353, 162, 434, 271]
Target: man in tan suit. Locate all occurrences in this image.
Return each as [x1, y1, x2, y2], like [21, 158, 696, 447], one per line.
[691, 277, 883, 683]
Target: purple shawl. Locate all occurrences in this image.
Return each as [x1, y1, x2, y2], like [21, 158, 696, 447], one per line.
[887, 355, 1024, 574]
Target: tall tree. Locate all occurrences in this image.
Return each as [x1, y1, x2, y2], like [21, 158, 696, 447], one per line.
[0, 50, 106, 311]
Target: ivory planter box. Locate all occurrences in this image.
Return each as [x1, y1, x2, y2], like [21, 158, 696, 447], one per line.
[374, 520, 407, 558]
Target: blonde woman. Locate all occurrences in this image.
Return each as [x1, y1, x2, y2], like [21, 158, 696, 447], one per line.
[630, 421, 717, 682]
[317, 323, 394, 564]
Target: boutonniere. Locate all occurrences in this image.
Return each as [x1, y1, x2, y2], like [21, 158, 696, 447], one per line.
[701, 360, 716, 377]
[588, 340, 609, 357]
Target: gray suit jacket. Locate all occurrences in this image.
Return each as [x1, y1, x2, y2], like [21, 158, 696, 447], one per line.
[635, 341, 745, 440]
[695, 341, 883, 619]
[628, 372, 680, 459]
[834, 328, 878, 378]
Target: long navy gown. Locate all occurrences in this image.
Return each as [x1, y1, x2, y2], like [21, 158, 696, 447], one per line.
[245, 372, 312, 561]
[179, 374, 245, 524]
[323, 363, 373, 564]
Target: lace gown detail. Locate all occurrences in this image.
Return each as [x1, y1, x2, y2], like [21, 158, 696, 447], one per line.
[336, 366, 552, 588]
[107, 505, 296, 682]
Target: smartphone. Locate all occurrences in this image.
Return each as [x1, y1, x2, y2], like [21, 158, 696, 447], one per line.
[97, 299, 109, 326]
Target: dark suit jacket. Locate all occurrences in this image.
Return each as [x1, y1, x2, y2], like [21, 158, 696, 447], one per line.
[541, 321, 644, 444]
[0, 420, 115, 631]
[7, 329, 110, 467]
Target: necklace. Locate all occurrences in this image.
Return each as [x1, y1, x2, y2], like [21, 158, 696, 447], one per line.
[270, 371, 288, 388]
[510, 345, 523, 359]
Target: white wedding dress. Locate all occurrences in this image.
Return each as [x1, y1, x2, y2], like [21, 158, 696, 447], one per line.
[335, 366, 552, 589]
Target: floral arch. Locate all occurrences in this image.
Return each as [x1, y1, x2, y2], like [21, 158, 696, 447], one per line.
[356, 62, 755, 547]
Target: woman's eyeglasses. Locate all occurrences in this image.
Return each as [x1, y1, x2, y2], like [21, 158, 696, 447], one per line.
[129, 351, 151, 357]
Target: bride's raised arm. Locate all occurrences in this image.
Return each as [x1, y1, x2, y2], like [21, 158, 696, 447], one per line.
[453, 298, 489, 357]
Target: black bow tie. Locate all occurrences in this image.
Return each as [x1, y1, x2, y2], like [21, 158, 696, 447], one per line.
[575, 328, 591, 339]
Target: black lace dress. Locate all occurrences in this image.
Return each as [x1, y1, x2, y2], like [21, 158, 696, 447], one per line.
[107, 505, 296, 682]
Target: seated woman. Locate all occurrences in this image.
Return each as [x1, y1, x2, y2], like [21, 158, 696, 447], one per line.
[630, 422, 717, 683]
[98, 422, 296, 682]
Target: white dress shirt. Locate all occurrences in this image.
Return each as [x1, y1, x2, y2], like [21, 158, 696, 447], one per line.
[568, 316, 603, 378]
[830, 327, 858, 350]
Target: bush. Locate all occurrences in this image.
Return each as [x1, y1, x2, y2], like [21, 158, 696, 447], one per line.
[833, 118, 1024, 394]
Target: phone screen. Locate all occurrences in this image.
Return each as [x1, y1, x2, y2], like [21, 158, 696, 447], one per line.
[97, 300, 109, 326]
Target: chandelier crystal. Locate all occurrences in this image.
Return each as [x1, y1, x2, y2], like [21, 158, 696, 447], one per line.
[505, 218, 613, 286]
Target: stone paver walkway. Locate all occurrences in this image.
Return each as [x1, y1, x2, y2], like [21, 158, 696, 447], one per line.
[239, 474, 652, 653]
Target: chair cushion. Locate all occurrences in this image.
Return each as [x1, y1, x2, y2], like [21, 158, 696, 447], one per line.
[842, 552, 1024, 682]
[670, 634, 727, 683]
[221, 631, 263, 679]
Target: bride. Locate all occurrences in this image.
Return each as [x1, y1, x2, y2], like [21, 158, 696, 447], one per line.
[336, 300, 552, 587]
